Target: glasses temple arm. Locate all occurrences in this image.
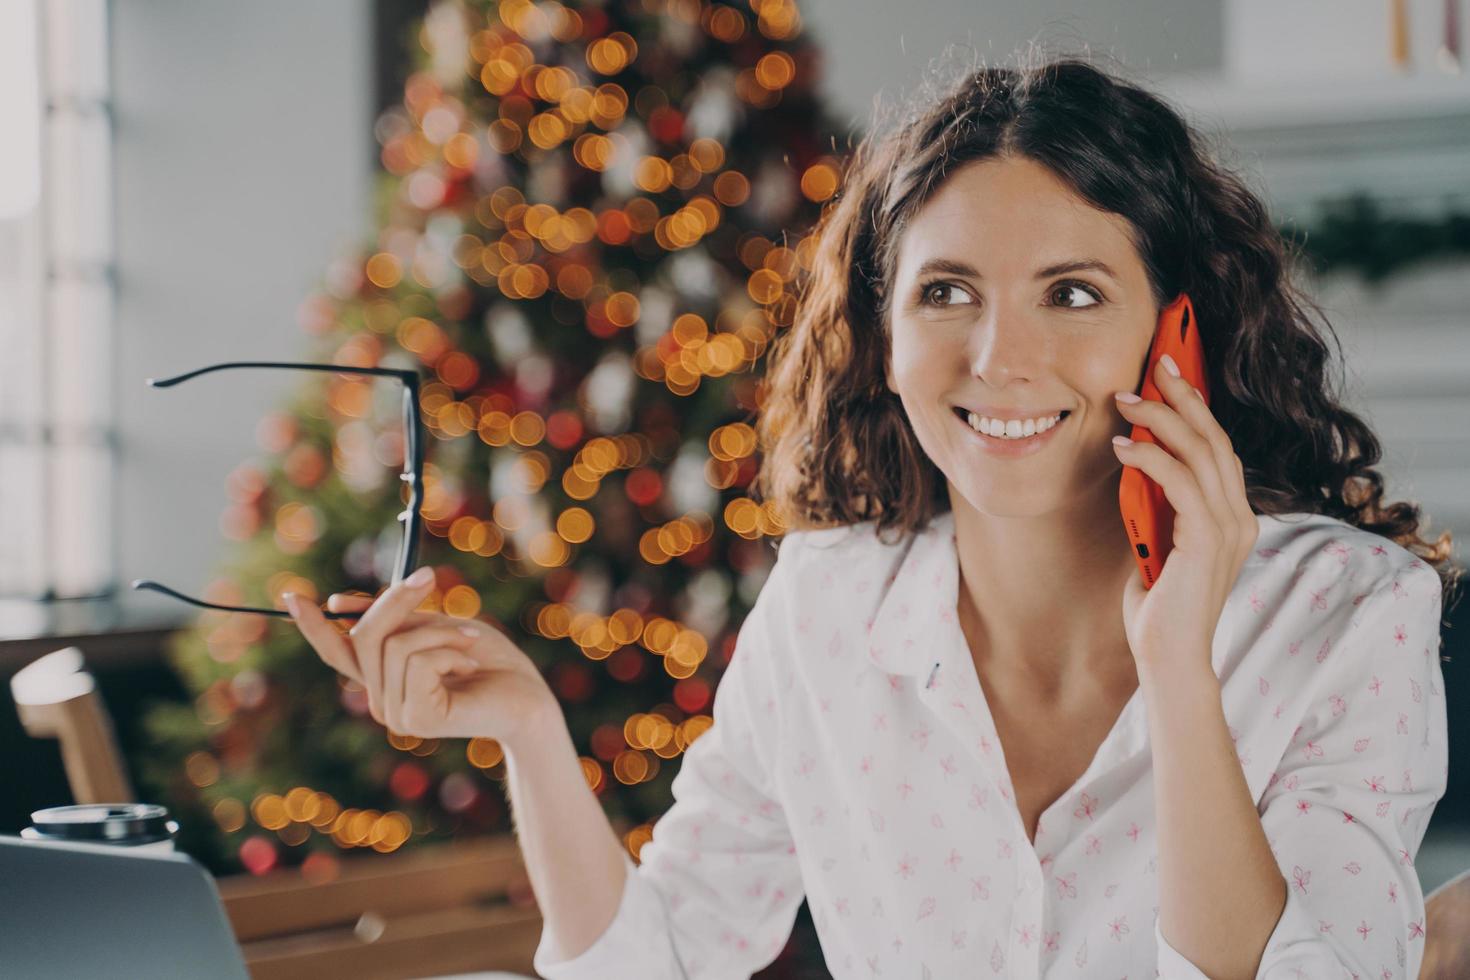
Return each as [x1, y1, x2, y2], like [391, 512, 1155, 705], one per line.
[130, 579, 364, 620]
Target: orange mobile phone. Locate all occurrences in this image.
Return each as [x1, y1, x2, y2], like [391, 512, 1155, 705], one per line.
[1118, 292, 1209, 590]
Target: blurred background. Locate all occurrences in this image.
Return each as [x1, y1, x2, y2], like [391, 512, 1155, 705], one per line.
[0, 1, 1466, 976]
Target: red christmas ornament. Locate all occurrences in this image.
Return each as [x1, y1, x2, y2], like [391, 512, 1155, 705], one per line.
[673, 677, 711, 714]
[544, 567, 580, 603]
[607, 647, 645, 683]
[551, 661, 594, 703]
[678, 536, 713, 568]
[624, 467, 663, 507]
[733, 455, 759, 487]
[647, 105, 685, 143]
[545, 411, 584, 450]
[580, 8, 610, 37]
[283, 443, 327, 489]
[389, 760, 431, 801]
[589, 723, 625, 761]
[584, 305, 619, 339]
[239, 835, 279, 876]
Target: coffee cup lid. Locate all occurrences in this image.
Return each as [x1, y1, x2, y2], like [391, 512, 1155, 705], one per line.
[28, 803, 178, 845]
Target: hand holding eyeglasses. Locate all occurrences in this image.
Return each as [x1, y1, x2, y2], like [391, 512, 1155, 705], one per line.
[284, 567, 557, 745]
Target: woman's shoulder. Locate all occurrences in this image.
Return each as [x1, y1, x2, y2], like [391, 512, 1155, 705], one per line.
[1248, 510, 1436, 601]
[1220, 511, 1441, 698]
[1222, 512, 1445, 803]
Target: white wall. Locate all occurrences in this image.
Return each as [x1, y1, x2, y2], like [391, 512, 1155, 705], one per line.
[799, 0, 1224, 136]
[111, 0, 372, 622]
[105, 0, 1464, 629]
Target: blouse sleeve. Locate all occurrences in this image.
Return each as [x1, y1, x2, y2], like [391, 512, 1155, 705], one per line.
[532, 539, 806, 980]
[1155, 561, 1448, 980]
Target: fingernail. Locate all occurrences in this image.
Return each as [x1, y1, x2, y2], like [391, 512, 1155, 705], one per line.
[406, 567, 434, 587]
[283, 593, 299, 617]
[458, 626, 479, 637]
[1112, 435, 1133, 447]
[1114, 391, 1142, 404]
[1160, 354, 1180, 378]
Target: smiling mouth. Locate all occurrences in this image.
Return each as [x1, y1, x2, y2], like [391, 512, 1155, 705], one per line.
[950, 406, 1072, 434]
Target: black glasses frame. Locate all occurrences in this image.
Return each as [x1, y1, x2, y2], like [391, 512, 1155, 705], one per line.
[130, 361, 424, 621]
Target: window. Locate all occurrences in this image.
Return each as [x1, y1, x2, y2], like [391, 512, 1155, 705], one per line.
[0, 0, 114, 612]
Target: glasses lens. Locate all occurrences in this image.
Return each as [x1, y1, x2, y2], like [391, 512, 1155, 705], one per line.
[149, 366, 417, 615]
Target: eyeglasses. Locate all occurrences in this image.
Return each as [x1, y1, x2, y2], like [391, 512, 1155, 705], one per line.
[129, 360, 424, 622]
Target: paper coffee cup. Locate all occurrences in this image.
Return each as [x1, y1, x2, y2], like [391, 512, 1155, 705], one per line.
[21, 803, 179, 855]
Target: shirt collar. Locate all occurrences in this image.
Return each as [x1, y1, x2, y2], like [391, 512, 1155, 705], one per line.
[865, 509, 959, 679]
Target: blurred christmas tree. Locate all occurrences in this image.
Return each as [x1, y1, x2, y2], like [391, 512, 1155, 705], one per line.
[138, 0, 850, 971]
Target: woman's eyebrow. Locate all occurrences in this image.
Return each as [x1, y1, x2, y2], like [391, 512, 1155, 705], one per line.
[913, 256, 1120, 282]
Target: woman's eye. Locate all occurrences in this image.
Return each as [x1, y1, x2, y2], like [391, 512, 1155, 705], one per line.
[920, 282, 972, 307]
[1051, 282, 1103, 309]
[919, 280, 1103, 310]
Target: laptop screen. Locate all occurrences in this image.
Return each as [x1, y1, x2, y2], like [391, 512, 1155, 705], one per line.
[0, 834, 250, 979]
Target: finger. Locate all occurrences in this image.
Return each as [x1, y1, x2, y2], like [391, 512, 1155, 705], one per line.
[1116, 392, 1223, 523]
[444, 621, 528, 671]
[400, 647, 481, 736]
[329, 594, 446, 634]
[325, 592, 392, 625]
[349, 569, 438, 714]
[1163, 362, 1245, 547]
[1138, 358, 1235, 541]
[1153, 359, 1230, 508]
[285, 592, 363, 685]
[382, 625, 478, 731]
[348, 569, 438, 654]
[1112, 439, 1211, 544]
[327, 593, 436, 625]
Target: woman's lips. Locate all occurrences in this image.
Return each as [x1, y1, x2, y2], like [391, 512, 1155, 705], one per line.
[951, 406, 1072, 457]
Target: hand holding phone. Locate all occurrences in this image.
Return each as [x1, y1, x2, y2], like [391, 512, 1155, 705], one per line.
[1117, 293, 1210, 590]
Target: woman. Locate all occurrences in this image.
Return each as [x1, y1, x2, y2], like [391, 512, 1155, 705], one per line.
[286, 53, 1459, 978]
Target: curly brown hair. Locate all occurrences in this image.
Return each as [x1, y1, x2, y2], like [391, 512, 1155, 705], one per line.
[752, 49, 1463, 623]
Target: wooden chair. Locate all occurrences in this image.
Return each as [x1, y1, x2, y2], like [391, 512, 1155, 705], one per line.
[10, 646, 135, 804]
[10, 645, 547, 979]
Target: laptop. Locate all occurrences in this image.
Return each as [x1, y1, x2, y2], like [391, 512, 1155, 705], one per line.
[0, 833, 251, 979]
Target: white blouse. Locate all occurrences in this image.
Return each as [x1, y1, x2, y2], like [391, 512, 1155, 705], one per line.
[532, 508, 1448, 979]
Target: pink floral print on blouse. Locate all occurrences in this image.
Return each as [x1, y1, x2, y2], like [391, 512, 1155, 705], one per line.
[532, 509, 1448, 980]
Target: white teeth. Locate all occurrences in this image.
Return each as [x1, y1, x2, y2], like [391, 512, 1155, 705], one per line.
[965, 411, 1063, 439]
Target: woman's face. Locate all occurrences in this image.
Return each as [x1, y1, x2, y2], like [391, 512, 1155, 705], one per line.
[885, 155, 1161, 516]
